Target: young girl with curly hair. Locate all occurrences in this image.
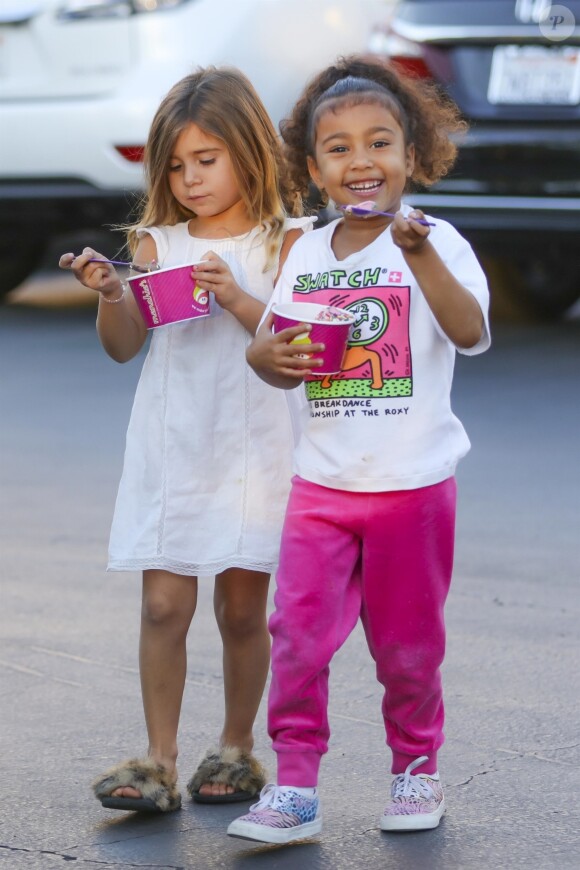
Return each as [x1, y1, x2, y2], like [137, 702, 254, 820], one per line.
[227, 56, 490, 843]
[60, 67, 312, 814]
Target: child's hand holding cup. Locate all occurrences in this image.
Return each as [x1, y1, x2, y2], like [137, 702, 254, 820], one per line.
[272, 302, 354, 375]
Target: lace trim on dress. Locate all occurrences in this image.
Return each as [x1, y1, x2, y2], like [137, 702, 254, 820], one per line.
[107, 555, 276, 576]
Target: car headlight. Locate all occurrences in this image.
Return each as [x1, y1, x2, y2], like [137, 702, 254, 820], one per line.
[57, 0, 192, 20]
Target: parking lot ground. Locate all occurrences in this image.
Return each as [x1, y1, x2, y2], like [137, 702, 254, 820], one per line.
[1, 271, 579, 869]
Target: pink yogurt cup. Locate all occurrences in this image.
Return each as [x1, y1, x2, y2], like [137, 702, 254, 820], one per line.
[272, 302, 355, 375]
[126, 261, 210, 329]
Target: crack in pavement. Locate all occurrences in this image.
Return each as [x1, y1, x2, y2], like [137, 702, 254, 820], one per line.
[0, 842, 186, 868]
[496, 742, 579, 766]
[451, 742, 580, 787]
[0, 845, 77, 861]
[452, 768, 495, 787]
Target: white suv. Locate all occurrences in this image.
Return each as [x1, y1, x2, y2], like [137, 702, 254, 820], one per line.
[0, 0, 385, 298]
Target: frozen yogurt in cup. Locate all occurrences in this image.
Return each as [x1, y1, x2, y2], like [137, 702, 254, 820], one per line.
[126, 261, 210, 329]
[272, 302, 354, 375]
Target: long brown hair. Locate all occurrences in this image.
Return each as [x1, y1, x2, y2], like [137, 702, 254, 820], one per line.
[127, 67, 300, 265]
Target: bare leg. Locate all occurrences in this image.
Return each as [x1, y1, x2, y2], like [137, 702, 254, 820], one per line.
[196, 568, 270, 797]
[113, 569, 197, 799]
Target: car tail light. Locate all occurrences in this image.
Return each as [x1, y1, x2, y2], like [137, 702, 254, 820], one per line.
[367, 27, 432, 80]
[115, 145, 145, 162]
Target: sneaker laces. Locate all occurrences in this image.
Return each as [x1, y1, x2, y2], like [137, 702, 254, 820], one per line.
[392, 756, 435, 800]
[249, 783, 292, 812]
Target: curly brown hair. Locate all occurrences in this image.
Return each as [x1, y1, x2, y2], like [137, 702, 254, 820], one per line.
[280, 55, 468, 208]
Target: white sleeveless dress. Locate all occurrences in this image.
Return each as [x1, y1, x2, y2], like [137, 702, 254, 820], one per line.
[108, 217, 312, 576]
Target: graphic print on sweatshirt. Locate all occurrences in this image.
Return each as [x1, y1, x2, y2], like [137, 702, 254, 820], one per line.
[293, 267, 411, 401]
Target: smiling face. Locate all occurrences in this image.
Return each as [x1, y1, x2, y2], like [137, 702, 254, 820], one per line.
[167, 122, 246, 226]
[307, 99, 415, 220]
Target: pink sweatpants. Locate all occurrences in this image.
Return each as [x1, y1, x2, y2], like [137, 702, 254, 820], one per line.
[268, 475, 457, 787]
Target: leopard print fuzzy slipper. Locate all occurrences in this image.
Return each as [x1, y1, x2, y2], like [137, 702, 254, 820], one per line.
[187, 745, 267, 804]
[92, 757, 181, 813]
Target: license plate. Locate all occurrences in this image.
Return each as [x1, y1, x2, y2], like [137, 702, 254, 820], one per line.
[488, 45, 580, 105]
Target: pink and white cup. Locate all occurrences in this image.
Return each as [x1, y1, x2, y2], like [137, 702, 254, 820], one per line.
[126, 261, 210, 329]
[272, 302, 354, 375]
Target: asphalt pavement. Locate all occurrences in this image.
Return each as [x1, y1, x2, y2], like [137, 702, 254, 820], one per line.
[0, 277, 579, 869]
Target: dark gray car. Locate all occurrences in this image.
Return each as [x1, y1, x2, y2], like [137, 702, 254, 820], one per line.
[369, 0, 580, 316]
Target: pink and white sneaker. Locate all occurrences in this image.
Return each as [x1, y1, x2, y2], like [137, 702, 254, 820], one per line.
[227, 783, 322, 844]
[380, 756, 445, 832]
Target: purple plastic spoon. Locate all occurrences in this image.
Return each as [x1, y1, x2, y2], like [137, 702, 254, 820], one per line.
[87, 258, 131, 266]
[337, 202, 435, 227]
[82, 257, 160, 273]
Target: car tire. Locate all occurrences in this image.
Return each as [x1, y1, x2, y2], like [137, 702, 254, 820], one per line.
[0, 227, 46, 301]
[509, 249, 580, 320]
[484, 247, 580, 321]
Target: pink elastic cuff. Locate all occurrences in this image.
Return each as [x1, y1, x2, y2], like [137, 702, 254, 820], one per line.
[276, 751, 321, 787]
